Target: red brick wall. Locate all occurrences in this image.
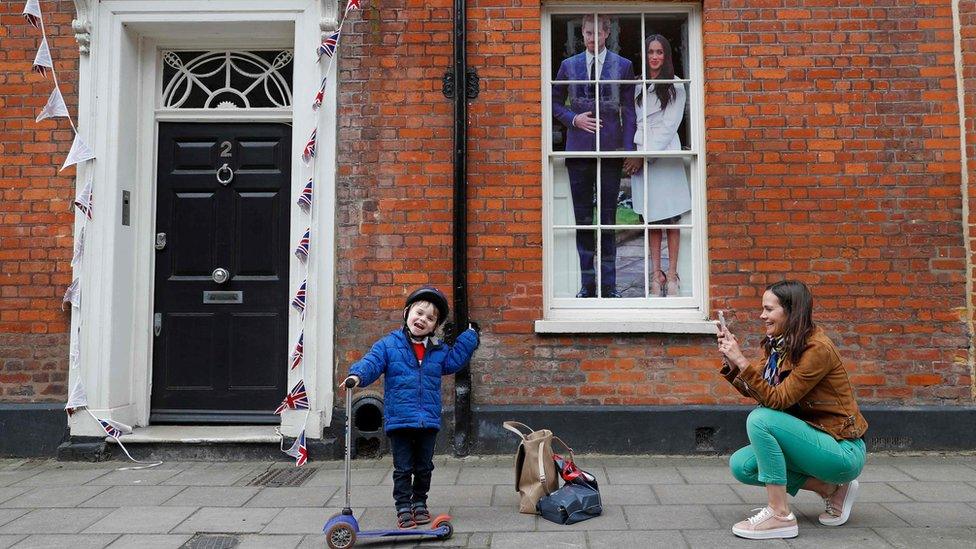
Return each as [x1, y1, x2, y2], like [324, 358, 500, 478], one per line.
[0, 1, 77, 402]
[1, 1, 973, 407]
[336, 0, 973, 406]
[962, 0, 976, 400]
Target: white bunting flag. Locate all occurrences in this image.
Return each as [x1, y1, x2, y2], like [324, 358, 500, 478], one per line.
[65, 378, 88, 415]
[62, 278, 81, 310]
[36, 86, 70, 122]
[22, 0, 42, 29]
[71, 226, 86, 267]
[73, 177, 93, 220]
[32, 36, 52, 76]
[61, 134, 96, 172]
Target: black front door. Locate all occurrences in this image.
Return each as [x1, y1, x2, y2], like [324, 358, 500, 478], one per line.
[151, 122, 291, 423]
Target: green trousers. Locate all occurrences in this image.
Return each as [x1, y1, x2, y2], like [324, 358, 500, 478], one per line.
[730, 407, 866, 496]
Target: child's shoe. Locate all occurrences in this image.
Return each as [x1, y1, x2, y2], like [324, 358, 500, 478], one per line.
[412, 503, 431, 525]
[731, 506, 798, 539]
[397, 509, 416, 530]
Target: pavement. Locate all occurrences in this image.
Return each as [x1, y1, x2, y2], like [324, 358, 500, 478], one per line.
[1, 453, 975, 548]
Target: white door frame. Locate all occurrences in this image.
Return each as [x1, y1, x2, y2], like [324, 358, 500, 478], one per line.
[67, 0, 338, 438]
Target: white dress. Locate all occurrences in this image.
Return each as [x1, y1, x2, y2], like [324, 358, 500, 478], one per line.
[630, 81, 691, 223]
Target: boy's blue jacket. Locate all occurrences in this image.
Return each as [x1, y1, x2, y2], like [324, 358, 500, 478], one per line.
[349, 327, 479, 433]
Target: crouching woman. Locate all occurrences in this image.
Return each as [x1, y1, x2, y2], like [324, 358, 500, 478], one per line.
[716, 280, 868, 540]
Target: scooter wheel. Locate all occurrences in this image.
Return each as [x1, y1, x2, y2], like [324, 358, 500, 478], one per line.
[325, 522, 356, 549]
[431, 517, 453, 540]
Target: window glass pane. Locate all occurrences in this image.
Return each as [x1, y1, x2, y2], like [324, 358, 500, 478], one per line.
[630, 157, 692, 230]
[613, 228, 646, 297]
[637, 15, 691, 150]
[553, 228, 592, 298]
[647, 222, 692, 298]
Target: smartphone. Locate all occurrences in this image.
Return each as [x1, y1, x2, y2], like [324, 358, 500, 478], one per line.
[718, 310, 727, 332]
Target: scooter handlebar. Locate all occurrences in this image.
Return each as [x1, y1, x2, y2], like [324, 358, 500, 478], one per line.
[343, 376, 358, 389]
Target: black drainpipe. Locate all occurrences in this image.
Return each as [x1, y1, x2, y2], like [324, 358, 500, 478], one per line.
[443, 0, 479, 457]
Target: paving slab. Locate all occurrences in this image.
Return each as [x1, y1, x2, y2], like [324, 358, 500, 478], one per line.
[10, 468, 110, 487]
[622, 504, 720, 530]
[161, 464, 260, 486]
[604, 466, 684, 485]
[589, 530, 687, 548]
[236, 534, 304, 549]
[890, 463, 976, 482]
[163, 486, 260, 507]
[0, 536, 25, 549]
[171, 507, 282, 534]
[654, 483, 742, 504]
[873, 527, 976, 549]
[490, 531, 586, 548]
[0, 473, 39, 489]
[246, 486, 337, 508]
[887, 481, 976, 502]
[305, 467, 387, 487]
[105, 534, 193, 548]
[83, 506, 198, 534]
[9, 534, 119, 549]
[793, 502, 909, 528]
[490, 484, 521, 507]
[855, 466, 915, 483]
[593, 483, 656, 505]
[848, 482, 912, 503]
[676, 465, 736, 484]
[1, 486, 109, 508]
[682, 529, 789, 548]
[881, 502, 976, 527]
[781, 527, 891, 548]
[0, 508, 112, 534]
[455, 466, 512, 485]
[85, 467, 184, 486]
[261, 507, 329, 534]
[0, 491, 27, 507]
[445, 505, 538, 533]
[80, 485, 186, 507]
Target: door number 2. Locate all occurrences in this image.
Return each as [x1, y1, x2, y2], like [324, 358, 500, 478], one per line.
[219, 141, 232, 158]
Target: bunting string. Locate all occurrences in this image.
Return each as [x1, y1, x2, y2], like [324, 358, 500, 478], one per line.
[275, 0, 364, 466]
[16, 2, 155, 468]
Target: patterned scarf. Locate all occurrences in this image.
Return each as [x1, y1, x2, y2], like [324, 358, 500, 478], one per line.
[763, 337, 785, 386]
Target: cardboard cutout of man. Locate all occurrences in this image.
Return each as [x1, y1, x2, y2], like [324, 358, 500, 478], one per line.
[552, 15, 636, 298]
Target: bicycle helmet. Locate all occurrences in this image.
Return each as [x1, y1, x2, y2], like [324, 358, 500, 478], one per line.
[403, 286, 450, 327]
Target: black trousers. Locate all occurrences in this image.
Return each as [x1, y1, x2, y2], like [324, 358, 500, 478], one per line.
[566, 157, 622, 294]
[389, 427, 438, 511]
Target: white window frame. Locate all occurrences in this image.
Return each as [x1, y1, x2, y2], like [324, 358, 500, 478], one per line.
[536, 3, 713, 334]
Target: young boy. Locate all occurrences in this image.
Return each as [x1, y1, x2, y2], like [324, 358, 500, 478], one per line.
[343, 286, 479, 529]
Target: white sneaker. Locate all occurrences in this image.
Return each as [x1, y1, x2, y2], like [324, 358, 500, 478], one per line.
[819, 479, 859, 526]
[731, 506, 799, 540]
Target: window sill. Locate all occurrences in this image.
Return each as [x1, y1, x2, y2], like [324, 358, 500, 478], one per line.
[534, 319, 717, 334]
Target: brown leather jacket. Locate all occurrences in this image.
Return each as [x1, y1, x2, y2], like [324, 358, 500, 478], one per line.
[720, 327, 868, 441]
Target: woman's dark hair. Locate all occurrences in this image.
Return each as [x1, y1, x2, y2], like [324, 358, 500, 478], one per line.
[761, 280, 816, 365]
[644, 34, 676, 111]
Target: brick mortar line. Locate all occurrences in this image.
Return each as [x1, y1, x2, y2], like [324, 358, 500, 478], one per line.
[951, 0, 976, 400]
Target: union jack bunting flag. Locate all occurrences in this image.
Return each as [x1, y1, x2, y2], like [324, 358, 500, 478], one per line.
[301, 128, 317, 165]
[297, 178, 313, 211]
[284, 430, 308, 467]
[312, 88, 324, 111]
[98, 418, 131, 439]
[274, 380, 310, 414]
[294, 228, 310, 262]
[290, 332, 304, 370]
[345, 0, 363, 13]
[317, 30, 340, 60]
[23, 0, 42, 29]
[291, 280, 307, 313]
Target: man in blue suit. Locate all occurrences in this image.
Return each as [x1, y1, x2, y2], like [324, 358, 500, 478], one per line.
[552, 15, 636, 298]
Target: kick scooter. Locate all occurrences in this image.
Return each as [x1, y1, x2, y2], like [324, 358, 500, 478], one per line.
[323, 377, 453, 549]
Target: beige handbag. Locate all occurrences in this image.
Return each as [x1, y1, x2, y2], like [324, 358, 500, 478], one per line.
[503, 421, 560, 514]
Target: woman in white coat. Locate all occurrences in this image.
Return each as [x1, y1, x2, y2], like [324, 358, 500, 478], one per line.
[623, 34, 691, 297]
